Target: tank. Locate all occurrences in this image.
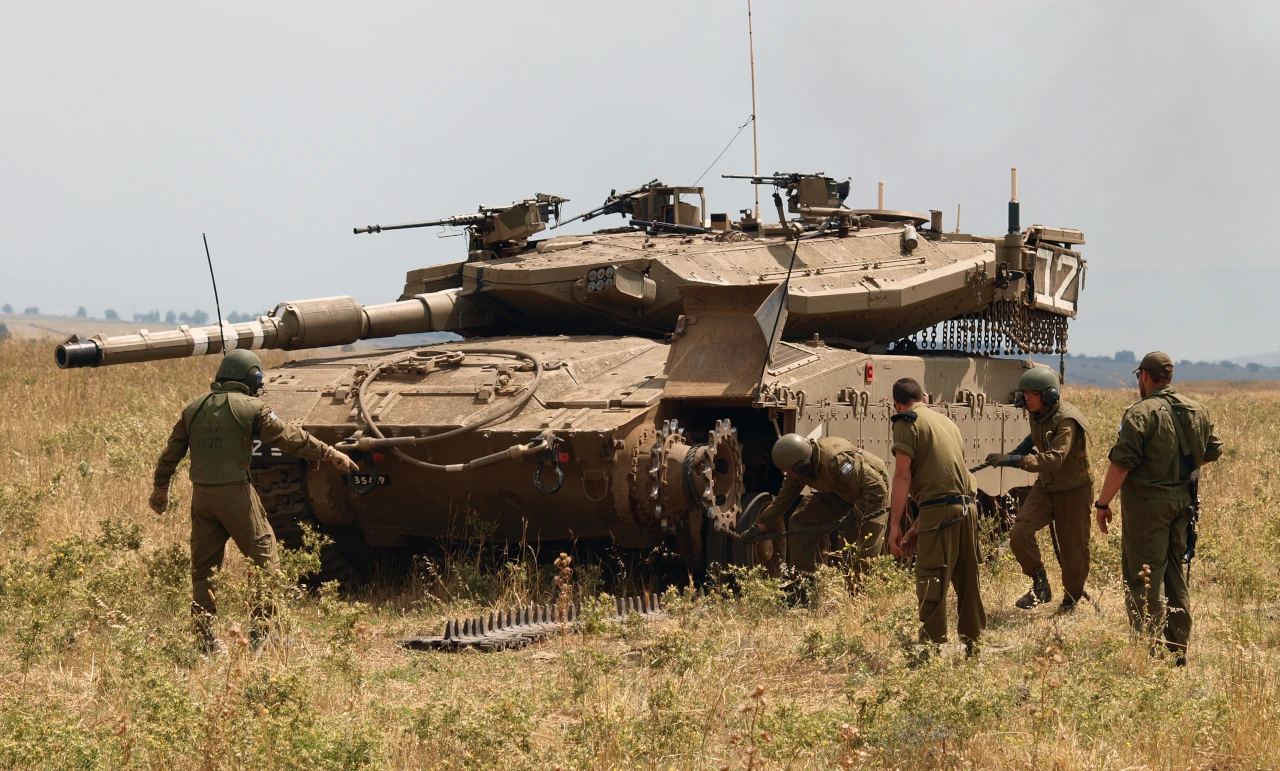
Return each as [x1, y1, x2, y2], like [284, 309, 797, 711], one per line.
[54, 171, 1086, 579]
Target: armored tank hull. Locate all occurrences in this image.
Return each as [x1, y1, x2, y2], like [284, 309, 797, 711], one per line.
[55, 175, 1083, 577]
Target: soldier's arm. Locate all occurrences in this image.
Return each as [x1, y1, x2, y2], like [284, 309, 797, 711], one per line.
[1107, 407, 1148, 471]
[153, 417, 189, 489]
[756, 475, 803, 530]
[1020, 421, 1077, 473]
[1202, 414, 1224, 464]
[254, 406, 331, 462]
[1010, 434, 1036, 456]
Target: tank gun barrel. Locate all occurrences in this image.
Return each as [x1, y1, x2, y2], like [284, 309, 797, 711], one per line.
[354, 212, 489, 235]
[55, 291, 488, 369]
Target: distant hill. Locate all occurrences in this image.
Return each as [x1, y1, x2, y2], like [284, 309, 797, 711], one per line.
[1231, 350, 1280, 368]
[1030, 353, 1280, 387]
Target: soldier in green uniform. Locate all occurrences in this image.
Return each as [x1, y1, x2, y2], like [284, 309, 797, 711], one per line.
[888, 377, 986, 651]
[149, 350, 358, 650]
[986, 367, 1095, 612]
[755, 433, 889, 577]
[1094, 352, 1221, 664]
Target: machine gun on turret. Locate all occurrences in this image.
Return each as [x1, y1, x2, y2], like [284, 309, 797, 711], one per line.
[723, 173, 851, 224]
[558, 182, 705, 230]
[355, 194, 568, 258]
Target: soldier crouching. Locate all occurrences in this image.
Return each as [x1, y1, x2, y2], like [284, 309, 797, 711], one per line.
[755, 434, 890, 581]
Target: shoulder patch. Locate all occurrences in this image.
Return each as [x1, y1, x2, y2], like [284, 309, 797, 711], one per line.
[839, 460, 854, 477]
[890, 411, 917, 424]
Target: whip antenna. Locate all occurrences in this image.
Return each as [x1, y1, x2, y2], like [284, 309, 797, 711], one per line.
[203, 233, 226, 356]
[747, 0, 760, 216]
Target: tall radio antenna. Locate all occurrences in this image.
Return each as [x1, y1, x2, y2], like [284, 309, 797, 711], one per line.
[747, 0, 760, 215]
[203, 233, 227, 356]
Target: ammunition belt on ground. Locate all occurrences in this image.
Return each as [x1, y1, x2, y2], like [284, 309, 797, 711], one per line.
[400, 593, 668, 653]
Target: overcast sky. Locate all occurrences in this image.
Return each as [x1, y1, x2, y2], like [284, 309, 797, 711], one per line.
[2, 1, 1277, 360]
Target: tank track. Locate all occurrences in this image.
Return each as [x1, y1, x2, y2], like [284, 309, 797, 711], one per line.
[400, 593, 667, 653]
[250, 463, 355, 584]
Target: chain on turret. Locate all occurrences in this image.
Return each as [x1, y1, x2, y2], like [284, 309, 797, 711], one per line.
[902, 299, 1069, 356]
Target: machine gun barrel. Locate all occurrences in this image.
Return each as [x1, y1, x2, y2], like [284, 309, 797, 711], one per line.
[555, 180, 661, 229]
[629, 218, 712, 235]
[55, 291, 490, 369]
[722, 173, 798, 185]
[354, 212, 489, 235]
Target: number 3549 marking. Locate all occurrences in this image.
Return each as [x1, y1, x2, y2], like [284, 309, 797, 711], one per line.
[348, 473, 391, 487]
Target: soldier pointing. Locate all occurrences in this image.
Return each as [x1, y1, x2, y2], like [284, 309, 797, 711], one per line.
[150, 350, 358, 652]
[986, 367, 1095, 612]
[756, 433, 890, 580]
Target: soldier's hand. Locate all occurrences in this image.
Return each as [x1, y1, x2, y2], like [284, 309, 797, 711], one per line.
[326, 448, 359, 473]
[148, 486, 169, 515]
[901, 525, 918, 558]
[1095, 503, 1112, 534]
[985, 453, 1022, 468]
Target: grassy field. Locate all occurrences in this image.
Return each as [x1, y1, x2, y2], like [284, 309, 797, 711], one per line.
[1, 338, 1278, 770]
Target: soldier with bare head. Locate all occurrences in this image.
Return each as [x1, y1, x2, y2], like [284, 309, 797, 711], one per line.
[150, 349, 359, 653]
[888, 377, 986, 654]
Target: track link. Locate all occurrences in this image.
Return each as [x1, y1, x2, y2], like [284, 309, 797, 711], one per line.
[251, 463, 355, 584]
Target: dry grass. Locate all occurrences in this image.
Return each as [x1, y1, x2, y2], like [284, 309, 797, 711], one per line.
[1, 338, 1278, 770]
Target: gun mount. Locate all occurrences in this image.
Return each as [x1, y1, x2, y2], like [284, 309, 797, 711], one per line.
[355, 193, 568, 258]
[558, 181, 705, 229]
[723, 172, 851, 225]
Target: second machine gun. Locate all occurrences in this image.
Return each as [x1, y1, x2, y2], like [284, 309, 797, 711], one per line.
[355, 193, 569, 258]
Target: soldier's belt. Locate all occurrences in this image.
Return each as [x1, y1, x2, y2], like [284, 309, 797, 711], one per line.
[918, 495, 975, 509]
[917, 495, 975, 531]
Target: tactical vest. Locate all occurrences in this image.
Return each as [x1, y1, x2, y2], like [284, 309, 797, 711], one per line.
[1030, 401, 1093, 492]
[807, 437, 889, 503]
[182, 383, 261, 485]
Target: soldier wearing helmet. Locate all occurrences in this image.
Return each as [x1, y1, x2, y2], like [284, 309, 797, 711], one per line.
[986, 366, 1094, 612]
[150, 349, 359, 652]
[755, 432, 889, 580]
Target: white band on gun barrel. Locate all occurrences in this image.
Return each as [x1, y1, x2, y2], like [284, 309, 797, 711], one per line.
[221, 322, 239, 352]
[189, 326, 209, 356]
[247, 320, 265, 350]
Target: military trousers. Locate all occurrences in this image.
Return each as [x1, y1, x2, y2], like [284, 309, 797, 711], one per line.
[1120, 491, 1192, 653]
[914, 502, 986, 645]
[787, 492, 887, 575]
[1010, 481, 1093, 601]
[190, 481, 280, 617]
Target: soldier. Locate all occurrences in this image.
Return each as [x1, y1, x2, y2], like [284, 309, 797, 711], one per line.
[149, 350, 358, 651]
[888, 377, 986, 652]
[985, 367, 1094, 612]
[755, 433, 890, 578]
[1094, 352, 1221, 665]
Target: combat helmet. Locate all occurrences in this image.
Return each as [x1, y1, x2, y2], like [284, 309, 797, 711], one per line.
[771, 433, 814, 473]
[1016, 367, 1060, 409]
[215, 349, 264, 392]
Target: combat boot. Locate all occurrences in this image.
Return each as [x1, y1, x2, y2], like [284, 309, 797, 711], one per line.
[1015, 569, 1052, 609]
